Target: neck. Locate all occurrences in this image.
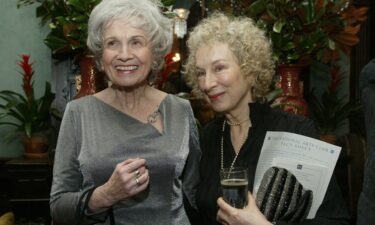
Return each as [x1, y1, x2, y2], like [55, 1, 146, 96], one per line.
[225, 103, 251, 126]
[110, 84, 152, 111]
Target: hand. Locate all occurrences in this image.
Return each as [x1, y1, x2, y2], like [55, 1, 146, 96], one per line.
[89, 158, 149, 210]
[217, 192, 272, 225]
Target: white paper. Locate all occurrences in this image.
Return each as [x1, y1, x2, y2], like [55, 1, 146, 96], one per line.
[253, 131, 341, 219]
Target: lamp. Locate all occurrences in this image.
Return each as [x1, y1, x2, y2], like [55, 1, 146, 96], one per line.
[173, 0, 196, 38]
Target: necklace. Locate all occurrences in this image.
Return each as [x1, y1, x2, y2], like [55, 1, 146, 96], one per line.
[147, 106, 160, 123]
[226, 118, 250, 126]
[220, 120, 249, 170]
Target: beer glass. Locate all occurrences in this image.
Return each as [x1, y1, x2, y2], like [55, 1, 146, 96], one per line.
[220, 167, 249, 208]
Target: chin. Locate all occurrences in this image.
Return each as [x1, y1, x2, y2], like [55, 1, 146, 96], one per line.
[207, 102, 227, 113]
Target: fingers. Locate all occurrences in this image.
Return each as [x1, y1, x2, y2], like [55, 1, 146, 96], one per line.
[217, 197, 234, 224]
[132, 167, 149, 188]
[217, 197, 235, 214]
[109, 158, 149, 196]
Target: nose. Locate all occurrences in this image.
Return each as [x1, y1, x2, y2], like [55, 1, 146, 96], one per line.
[117, 43, 132, 60]
[200, 72, 217, 92]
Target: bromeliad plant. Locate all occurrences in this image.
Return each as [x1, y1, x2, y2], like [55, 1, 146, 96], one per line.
[0, 55, 60, 142]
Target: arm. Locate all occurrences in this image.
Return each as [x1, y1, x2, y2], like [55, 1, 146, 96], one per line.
[50, 103, 88, 225]
[183, 105, 202, 222]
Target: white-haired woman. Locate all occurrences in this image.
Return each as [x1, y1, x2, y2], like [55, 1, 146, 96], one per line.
[50, 0, 200, 224]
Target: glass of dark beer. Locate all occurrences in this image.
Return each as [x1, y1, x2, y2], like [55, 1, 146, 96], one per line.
[220, 167, 249, 208]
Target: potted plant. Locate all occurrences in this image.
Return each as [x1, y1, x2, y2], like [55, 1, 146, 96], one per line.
[308, 65, 362, 143]
[0, 55, 60, 158]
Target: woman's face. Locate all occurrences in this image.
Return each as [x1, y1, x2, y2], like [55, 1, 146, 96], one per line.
[195, 42, 252, 113]
[101, 19, 153, 88]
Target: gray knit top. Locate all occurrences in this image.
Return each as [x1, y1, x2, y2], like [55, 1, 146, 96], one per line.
[50, 94, 201, 225]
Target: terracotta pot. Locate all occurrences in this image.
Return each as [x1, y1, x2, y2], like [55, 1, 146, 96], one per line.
[273, 64, 309, 116]
[23, 134, 49, 159]
[75, 55, 107, 99]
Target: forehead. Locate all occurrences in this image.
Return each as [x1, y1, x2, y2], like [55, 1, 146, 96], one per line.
[195, 42, 237, 67]
[103, 18, 148, 39]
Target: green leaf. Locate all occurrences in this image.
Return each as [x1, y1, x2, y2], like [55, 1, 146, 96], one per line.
[249, 0, 266, 16]
[328, 39, 336, 50]
[273, 20, 285, 33]
[44, 36, 71, 54]
[161, 0, 175, 7]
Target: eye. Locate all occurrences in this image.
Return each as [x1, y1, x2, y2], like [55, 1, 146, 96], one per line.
[196, 69, 206, 78]
[104, 39, 119, 49]
[130, 37, 147, 48]
[214, 65, 225, 72]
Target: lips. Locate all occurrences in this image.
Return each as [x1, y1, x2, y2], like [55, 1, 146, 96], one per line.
[114, 65, 138, 71]
[207, 92, 224, 101]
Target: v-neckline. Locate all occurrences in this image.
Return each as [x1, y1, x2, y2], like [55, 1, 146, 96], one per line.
[90, 94, 169, 134]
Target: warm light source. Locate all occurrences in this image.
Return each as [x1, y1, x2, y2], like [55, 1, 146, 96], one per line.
[172, 0, 196, 38]
[172, 53, 181, 62]
[173, 8, 190, 38]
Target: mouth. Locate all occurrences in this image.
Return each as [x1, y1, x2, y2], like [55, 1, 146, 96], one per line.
[114, 65, 139, 72]
[207, 92, 224, 101]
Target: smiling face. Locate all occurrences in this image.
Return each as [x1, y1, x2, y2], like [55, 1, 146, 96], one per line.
[195, 42, 253, 114]
[101, 19, 153, 89]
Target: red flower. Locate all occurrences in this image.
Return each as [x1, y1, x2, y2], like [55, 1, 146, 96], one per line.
[17, 54, 34, 100]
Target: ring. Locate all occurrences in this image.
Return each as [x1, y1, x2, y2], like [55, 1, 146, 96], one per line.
[135, 178, 140, 186]
[134, 170, 140, 177]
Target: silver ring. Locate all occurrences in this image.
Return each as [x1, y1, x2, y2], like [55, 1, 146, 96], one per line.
[134, 170, 140, 177]
[135, 178, 140, 186]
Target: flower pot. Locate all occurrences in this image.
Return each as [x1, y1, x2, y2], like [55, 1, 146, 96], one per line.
[273, 64, 308, 116]
[74, 55, 107, 99]
[23, 134, 49, 159]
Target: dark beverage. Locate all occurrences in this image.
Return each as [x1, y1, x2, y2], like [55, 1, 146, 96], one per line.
[221, 178, 249, 208]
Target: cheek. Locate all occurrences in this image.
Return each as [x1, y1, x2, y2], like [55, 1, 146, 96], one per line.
[101, 51, 114, 66]
[197, 78, 205, 90]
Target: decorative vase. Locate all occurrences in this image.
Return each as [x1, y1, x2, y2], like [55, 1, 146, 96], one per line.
[273, 64, 309, 116]
[23, 134, 49, 159]
[74, 55, 107, 99]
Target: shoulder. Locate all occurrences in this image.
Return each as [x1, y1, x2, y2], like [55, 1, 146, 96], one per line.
[63, 96, 95, 118]
[65, 96, 92, 110]
[250, 102, 317, 138]
[167, 94, 190, 106]
[165, 94, 193, 115]
[266, 106, 317, 138]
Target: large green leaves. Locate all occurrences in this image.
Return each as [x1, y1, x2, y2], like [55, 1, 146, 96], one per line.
[0, 82, 58, 141]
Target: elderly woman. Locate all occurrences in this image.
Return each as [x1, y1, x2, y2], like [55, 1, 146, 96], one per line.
[50, 0, 200, 224]
[184, 13, 350, 225]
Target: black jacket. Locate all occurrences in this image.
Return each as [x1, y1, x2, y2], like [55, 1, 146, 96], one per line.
[192, 102, 350, 225]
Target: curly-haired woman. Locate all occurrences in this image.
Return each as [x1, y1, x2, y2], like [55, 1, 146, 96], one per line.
[184, 13, 349, 225]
